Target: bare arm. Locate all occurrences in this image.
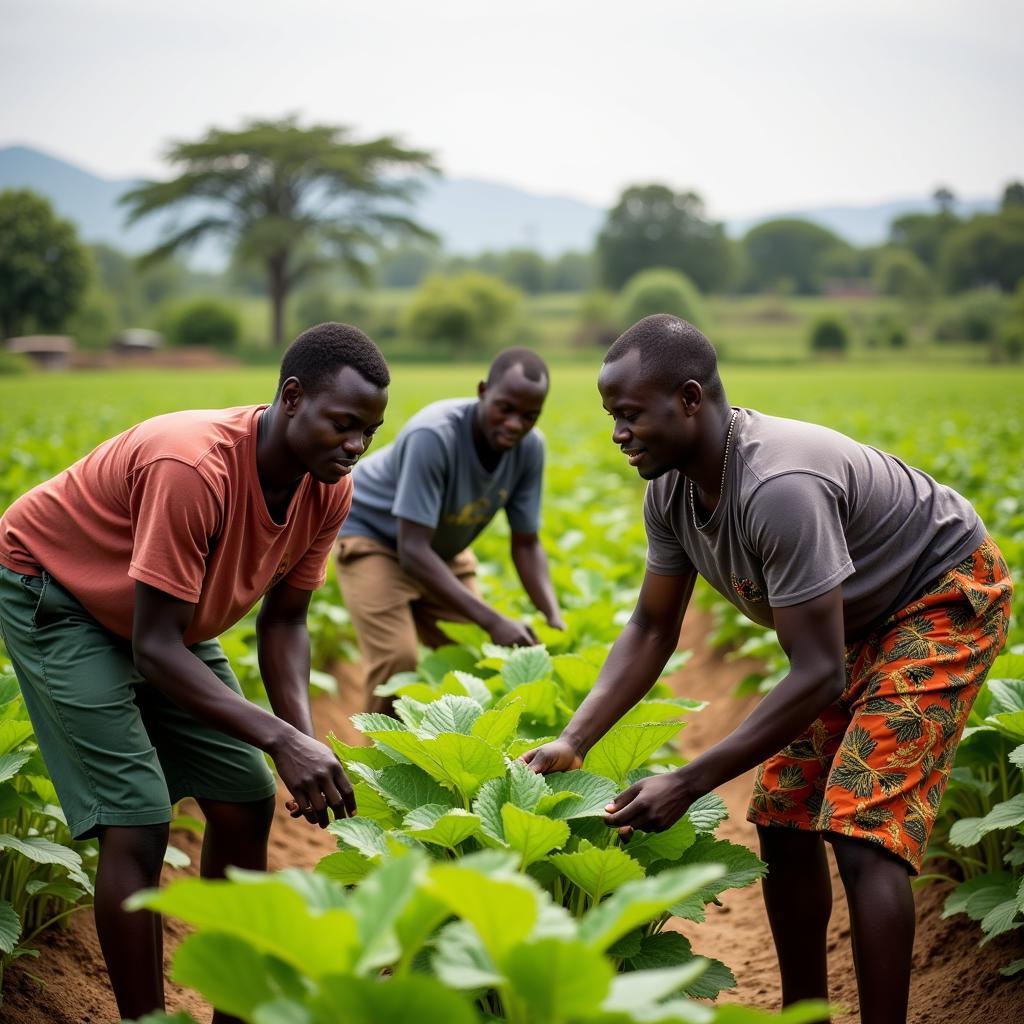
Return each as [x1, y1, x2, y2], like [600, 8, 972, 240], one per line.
[510, 531, 564, 629]
[132, 582, 355, 827]
[605, 585, 847, 833]
[397, 517, 537, 647]
[522, 568, 696, 772]
[256, 581, 316, 738]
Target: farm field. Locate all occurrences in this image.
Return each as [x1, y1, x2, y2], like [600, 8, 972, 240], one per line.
[1, 361, 1022, 1023]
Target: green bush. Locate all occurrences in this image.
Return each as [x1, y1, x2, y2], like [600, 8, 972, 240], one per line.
[573, 291, 621, 348]
[162, 299, 241, 349]
[403, 272, 521, 355]
[933, 289, 1009, 344]
[865, 313, 908, 350]
[873, 248, 932, 302]
[66, 283, 120, 350]
[809, 316, 850, 356]
[619, 268, 705, 330]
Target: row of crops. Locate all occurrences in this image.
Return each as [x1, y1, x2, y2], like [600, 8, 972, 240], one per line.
[1, 364, 1022, 1020]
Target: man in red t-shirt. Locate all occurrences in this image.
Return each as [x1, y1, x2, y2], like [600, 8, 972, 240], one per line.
[0, 322, 389, 1021]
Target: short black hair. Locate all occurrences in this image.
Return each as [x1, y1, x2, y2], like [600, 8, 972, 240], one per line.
[604, 315, 724, 401]
[277, 322, 390, 397]
[486, 347, 549, 388]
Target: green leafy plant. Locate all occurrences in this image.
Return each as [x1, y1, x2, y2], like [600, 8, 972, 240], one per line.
[125, 853, 829, 1024]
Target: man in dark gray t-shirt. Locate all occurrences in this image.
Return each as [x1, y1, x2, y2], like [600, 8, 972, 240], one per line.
[336, 348, 564, 713]
[523, 316, 1011, 1024]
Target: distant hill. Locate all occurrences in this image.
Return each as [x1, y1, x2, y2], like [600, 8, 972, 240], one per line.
[0, 144, 999, 267]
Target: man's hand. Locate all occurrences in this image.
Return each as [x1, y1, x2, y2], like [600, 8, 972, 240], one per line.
[271, 730, 356, 828]
[488, 614, 539, 648]
[545, 612, 567, 631]
[603, 770, 697, 841]
[520, 737, 583, 774]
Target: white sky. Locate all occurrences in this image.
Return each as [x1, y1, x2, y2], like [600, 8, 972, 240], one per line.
[2, 0, 1022, 217]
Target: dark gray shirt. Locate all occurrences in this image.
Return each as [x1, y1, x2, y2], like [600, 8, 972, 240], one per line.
[341, 398, 545, 561]
[644, 408, 985, 639]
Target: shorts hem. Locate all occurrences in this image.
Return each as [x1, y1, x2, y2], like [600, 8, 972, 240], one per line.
[70, 805, 172, 841]
[170, 780, 279, 805]
[746, 810, 920, 874]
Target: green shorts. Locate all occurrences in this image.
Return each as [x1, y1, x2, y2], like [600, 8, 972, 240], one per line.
[0, 566, 277, 840]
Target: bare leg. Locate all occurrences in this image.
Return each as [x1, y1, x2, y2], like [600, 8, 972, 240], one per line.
[830, 834, 914, 1024]
[197, 796, 276, 1024]
[757, 825, 832, 1015]
[94, 823, 169, 1020]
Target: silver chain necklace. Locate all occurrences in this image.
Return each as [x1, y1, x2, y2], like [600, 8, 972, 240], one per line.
[689, 409, 738, 531]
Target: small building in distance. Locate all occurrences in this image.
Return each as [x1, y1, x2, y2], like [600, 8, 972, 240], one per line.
[5, 335, 74, 371]
[112, 328, 164, 355]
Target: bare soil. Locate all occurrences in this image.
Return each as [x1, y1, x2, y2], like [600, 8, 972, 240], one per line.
[3, 616, 1022, 1023]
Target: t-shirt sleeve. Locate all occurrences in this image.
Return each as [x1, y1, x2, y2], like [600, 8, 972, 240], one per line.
[505, 437, 544, 534]
[285, 478, 354, 591]
[390, 429, 449, 529]
[128, 459, 223, 603]
[644, 482, 693, 576]
[745, 473, 854, 607]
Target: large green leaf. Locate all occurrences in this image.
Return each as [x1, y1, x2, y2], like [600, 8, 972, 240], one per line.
[686, 793, 729, 833]
[471, 700, 523, 750]
[551, 654, 599, 694]
[584, 722, 684, 785]
[437, 621, 491, 650]
[501, 646, 554, 687]
[548, 839, 645, 900]
[1010, 744, 1024, 771]
[363, 730, 506, 799]
[713, 1004, 834, 1024]
[627, 816, 697, 867]
[425, 863, 539, 964]
[670, 837, 766, 922]
[418, 695, 483, 737]
[328, 735, 395, 770]
[0, 899, 21, 954]
[988, 677, 1024, 714]
[306, 974, 478, 1024]
[171, 932, 282, 1018]
[0, 750, 30, 784]
[504, 937, 613, 1021]
[328, 817, 391, 860]
[315, 850, 374, 886]
[603, 961, 709, 1012]
[495, 679, 564, 724]
[942, 873, 1012, 919]
[501, 804, 570, 867]
[0, 833, 85, 873]
[0, 720, 34, 756]
[128, 876, 360, 978]
[579, 865, 724, 951]
[543, 770, 619, 819]
[351, 713, 409, 735]
[432, 919, 503, 988]
[980, 899, 1022, 942]
[950, 794, 1024, 847]
[347, 854, 420, 973]
[375, 763, 459, 812]
[403, 805, 482, 849]
[473, 761, 549, 841]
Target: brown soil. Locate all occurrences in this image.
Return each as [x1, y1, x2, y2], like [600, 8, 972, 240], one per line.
[3, 618, 1022, 1023]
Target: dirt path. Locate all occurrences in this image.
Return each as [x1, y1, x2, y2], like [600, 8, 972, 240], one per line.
[3, 620, 1022, 1023]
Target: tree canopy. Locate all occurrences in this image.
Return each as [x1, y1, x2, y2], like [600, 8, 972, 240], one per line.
[596, 185, 735, 293]
[122, 116, 437, 344]
[741, 219, 847, 295]
[0, 189, 89, 340]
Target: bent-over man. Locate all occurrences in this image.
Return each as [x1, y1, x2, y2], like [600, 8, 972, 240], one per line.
[523, 315, 1011, 1024]
[0, 322, 389, 1022]
[336, 347, 564, 713]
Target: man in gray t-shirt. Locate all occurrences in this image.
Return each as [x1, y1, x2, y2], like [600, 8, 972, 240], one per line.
[336, 348, 564, 712]
[523, 316, 1011, 1024]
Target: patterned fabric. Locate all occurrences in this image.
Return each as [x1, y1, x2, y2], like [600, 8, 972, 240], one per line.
[747, 536, 1012, 872]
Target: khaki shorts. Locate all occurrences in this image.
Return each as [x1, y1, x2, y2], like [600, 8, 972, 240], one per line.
[334, 535, 479, 698]
[0, 566, 277, 840]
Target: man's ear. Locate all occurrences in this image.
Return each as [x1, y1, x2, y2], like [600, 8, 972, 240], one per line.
[280, 377, 304, 416]
[477, 380, 487, 400]
[678, 379, 703, 417]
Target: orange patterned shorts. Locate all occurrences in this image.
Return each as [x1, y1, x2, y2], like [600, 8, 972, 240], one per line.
[747, 536, 1013, 872]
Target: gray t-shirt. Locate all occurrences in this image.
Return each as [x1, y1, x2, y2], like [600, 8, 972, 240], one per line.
[644, 408, 985, 639]
[341, 398, 545, 561]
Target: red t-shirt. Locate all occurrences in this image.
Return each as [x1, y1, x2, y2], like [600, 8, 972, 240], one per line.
[0, 405, 351, 645]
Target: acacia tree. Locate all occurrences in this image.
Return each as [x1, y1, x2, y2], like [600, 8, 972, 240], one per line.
[0, 189, 88, 339]
[122, 117, 437, 345]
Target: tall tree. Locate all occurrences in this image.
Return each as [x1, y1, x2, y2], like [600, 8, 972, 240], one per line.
[596, 185, 735, 292]
[741, 219, 847, 295]
[122, 117, 437, 345]
[0, 189, 88, 339]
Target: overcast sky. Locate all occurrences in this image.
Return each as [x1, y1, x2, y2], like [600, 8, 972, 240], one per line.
[3, 0, 1021, 217]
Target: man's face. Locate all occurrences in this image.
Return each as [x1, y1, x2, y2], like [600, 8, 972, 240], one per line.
[598, 349, 692, 480]
[283, 366, 388, 484]
[476, 364, 548, 452]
